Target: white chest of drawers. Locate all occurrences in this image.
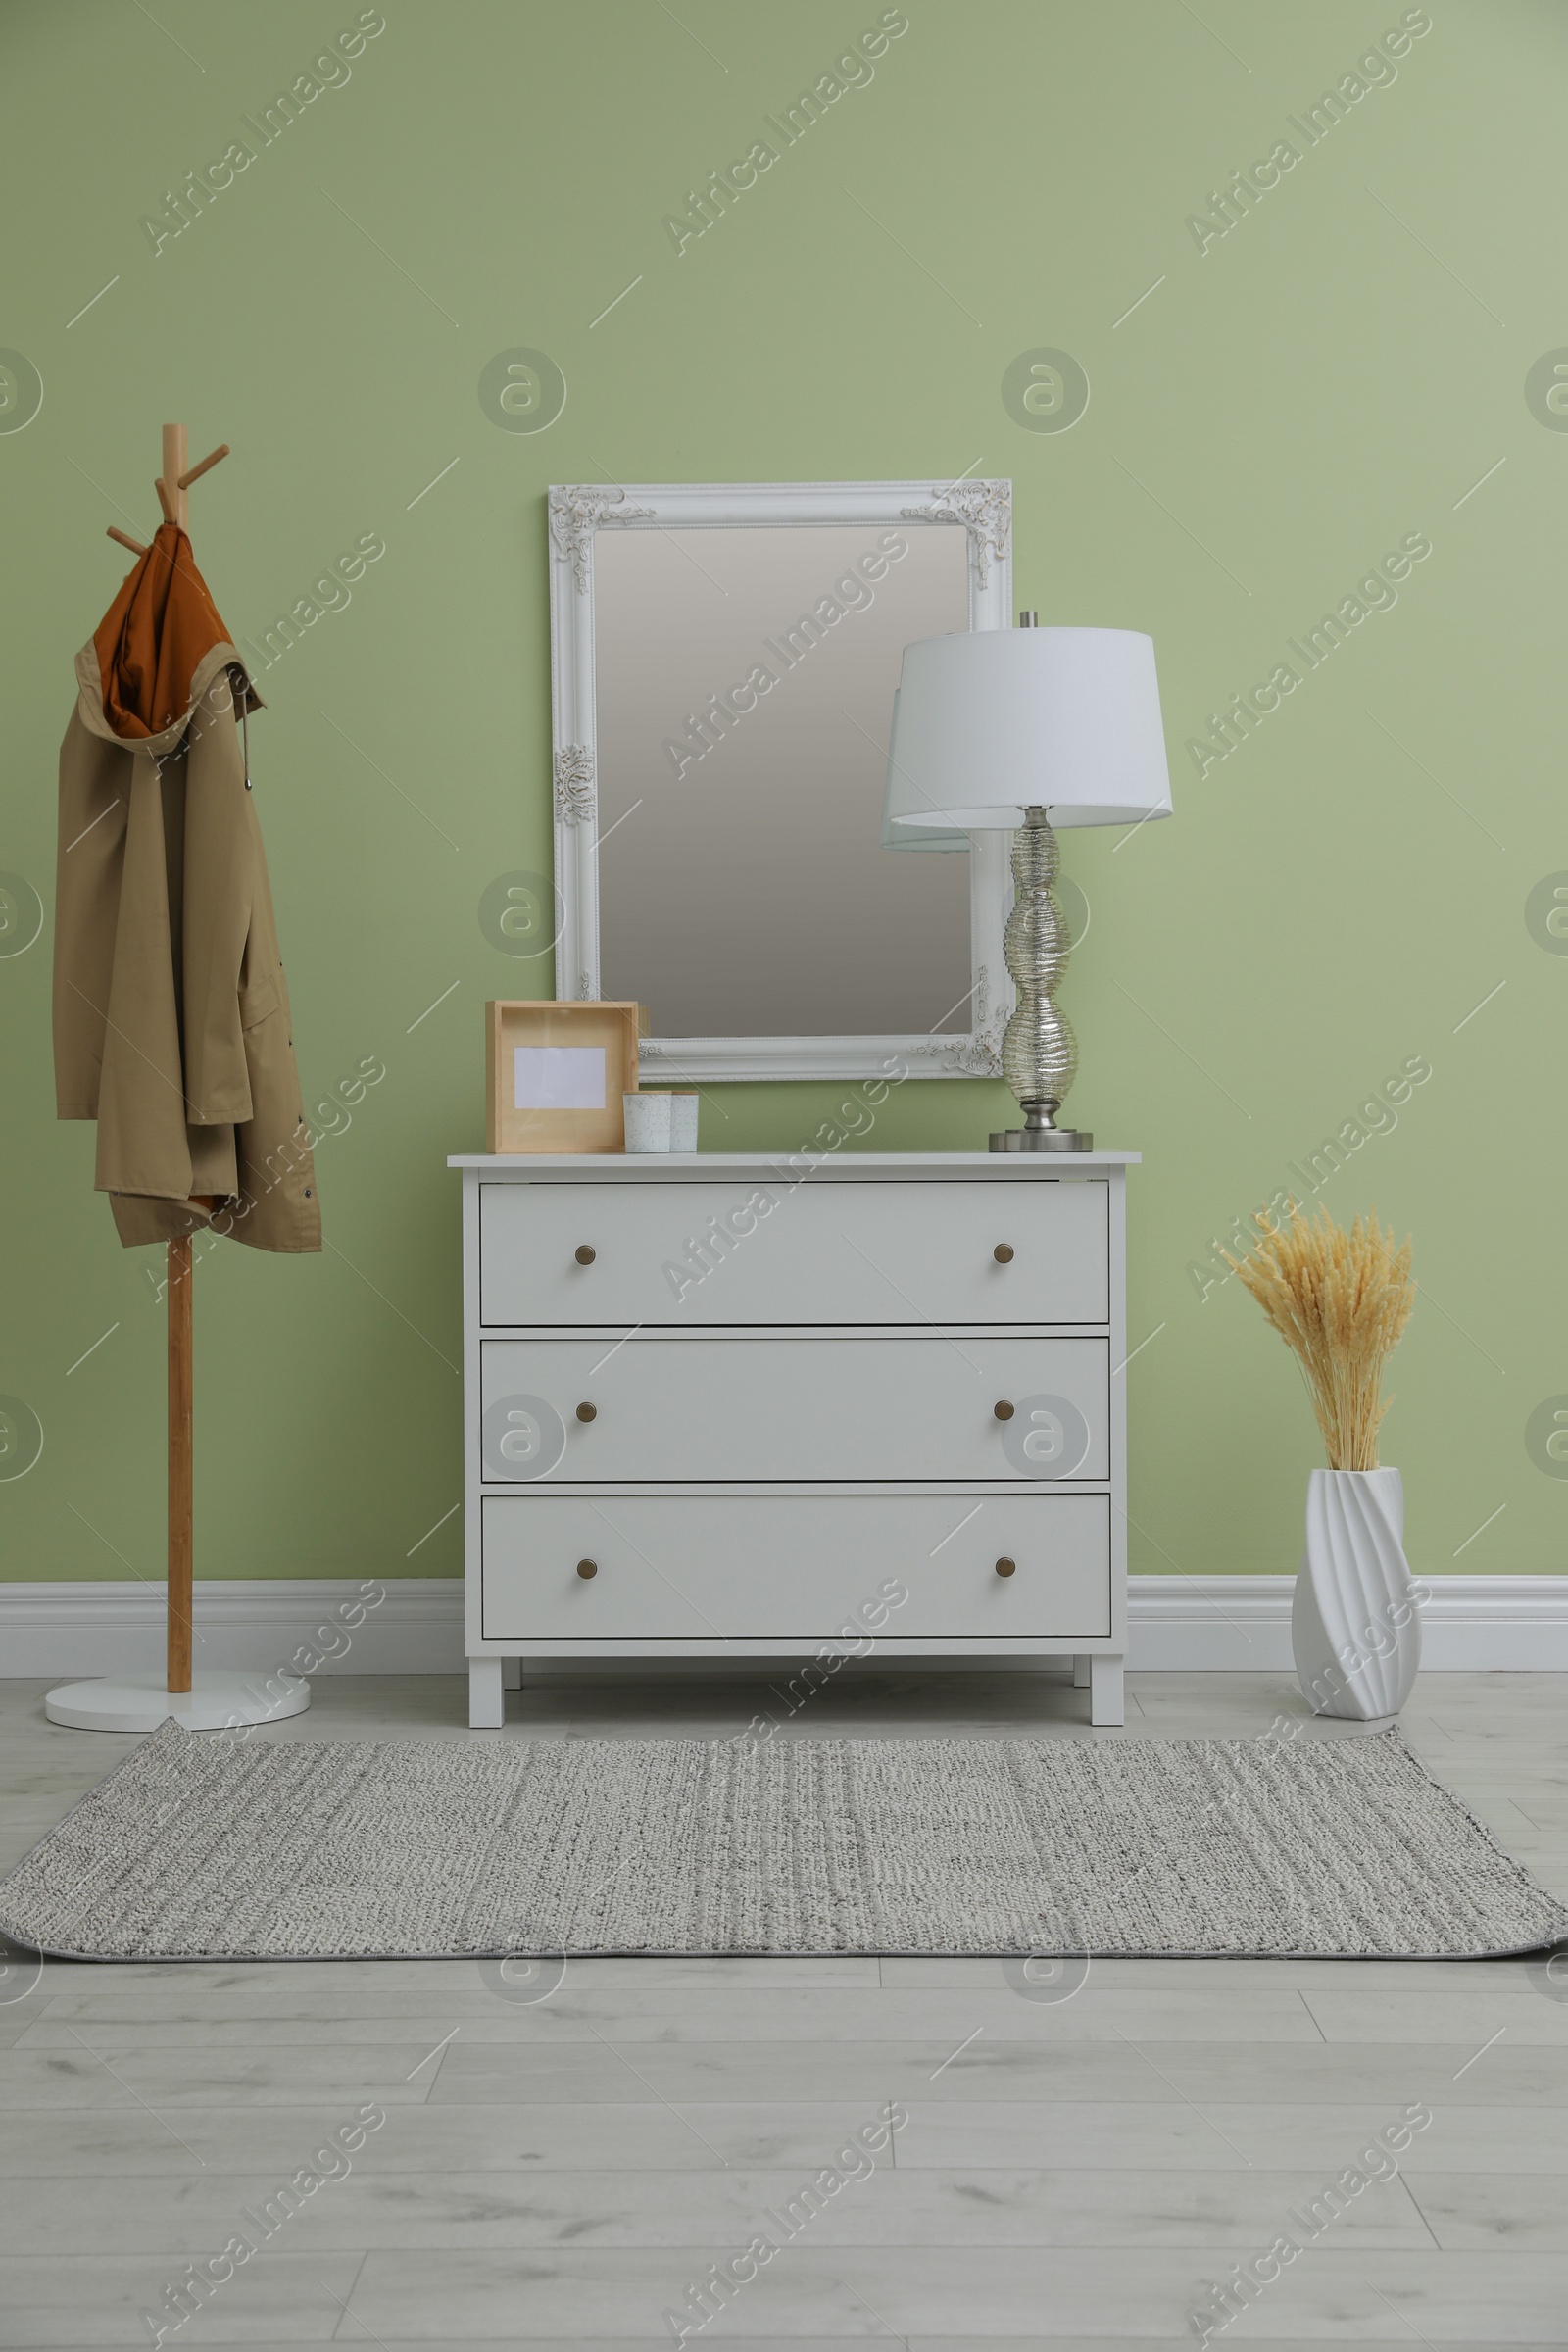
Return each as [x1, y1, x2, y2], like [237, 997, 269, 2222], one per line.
[449, 1150, 1137, 1727]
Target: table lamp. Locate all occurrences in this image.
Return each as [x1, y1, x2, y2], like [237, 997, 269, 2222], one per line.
[884, 615, 1172, 1152]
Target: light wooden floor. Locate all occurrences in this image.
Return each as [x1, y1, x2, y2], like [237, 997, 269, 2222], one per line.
[1, 1667, 1565, 2348]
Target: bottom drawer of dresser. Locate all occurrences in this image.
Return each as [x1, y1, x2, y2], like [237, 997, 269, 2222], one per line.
[479, 1493, 1111, 1642]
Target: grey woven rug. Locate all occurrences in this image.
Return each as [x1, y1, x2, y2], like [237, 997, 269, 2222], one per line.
[2, 1723, 1563, 1961]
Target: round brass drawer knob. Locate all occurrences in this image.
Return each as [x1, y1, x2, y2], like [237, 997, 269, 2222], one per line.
[993, 1243, 1014, 1263]
[576, 1558, 598, 1579]
[995, 1556, 1017, 1578]
[575, 1401, 597, 1423]
[575, 1245, 596, 1265]
[993, 1399, 1015, 1421]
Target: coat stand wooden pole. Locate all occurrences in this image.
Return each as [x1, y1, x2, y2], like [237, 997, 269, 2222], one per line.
[44, 424, 311, 1735]
[163, 427, 195, 1703]
[167, 1233, 193, 1695]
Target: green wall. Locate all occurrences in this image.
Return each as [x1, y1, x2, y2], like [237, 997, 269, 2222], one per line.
[2, 0, 1563, 1589]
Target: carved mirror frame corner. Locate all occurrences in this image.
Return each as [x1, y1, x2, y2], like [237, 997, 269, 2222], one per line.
[547, 478, 1014, 1083]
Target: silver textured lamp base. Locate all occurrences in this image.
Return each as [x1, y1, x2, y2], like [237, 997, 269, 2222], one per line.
[989, 807, 1092, 1153]
[990, 1112, 1093, 1153]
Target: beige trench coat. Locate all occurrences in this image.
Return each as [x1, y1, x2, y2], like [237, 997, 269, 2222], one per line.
[54, 637, 321, 1252]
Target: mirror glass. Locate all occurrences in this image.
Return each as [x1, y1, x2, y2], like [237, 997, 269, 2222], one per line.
[593, 521, 971, 1038]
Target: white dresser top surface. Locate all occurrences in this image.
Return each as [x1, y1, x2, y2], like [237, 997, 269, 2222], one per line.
[449, 1151, 1140, 1172]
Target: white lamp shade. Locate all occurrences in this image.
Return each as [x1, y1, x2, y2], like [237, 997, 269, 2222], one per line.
[884, 626, 1173, 830]
[879, 690, 967, 852]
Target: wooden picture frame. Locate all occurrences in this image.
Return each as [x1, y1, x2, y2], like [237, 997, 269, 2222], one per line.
[485, 1001, 643, 1154]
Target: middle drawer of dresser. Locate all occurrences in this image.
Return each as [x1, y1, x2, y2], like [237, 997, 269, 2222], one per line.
[479, 1337, 1109, 1483]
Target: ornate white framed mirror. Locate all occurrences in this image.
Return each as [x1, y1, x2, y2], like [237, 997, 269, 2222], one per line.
[548, 478, 1014, 1082]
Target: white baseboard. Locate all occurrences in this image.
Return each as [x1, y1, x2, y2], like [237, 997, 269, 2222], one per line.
[1126, 1574, 1568, 1672]
[0, 1580, 465, 1681]
[2, 1574, 1567, 1680]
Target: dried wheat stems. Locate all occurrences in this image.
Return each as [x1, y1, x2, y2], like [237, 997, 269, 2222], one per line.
[1221, 1203, 1414, 1472]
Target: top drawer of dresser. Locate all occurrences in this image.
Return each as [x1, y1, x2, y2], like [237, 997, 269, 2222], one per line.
[478, 1178, 1109, 1327]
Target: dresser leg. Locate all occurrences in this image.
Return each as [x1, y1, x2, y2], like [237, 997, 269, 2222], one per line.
[503, 1657, 523, 1691]
[1072, 1655, 1091, 1689]
[1089, 1655, 1124, 1727]
[468, 1658, 505, 1729]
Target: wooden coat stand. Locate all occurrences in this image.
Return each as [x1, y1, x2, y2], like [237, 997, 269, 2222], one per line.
[161, 425, 202, 1701]
[44, 425, 311, 1734]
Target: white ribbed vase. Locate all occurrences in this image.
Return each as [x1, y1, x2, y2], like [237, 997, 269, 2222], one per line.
[1292, 1467, 1421, 1721]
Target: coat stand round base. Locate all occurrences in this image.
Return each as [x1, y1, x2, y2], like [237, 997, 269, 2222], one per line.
[43, 1670, 311, 1734]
